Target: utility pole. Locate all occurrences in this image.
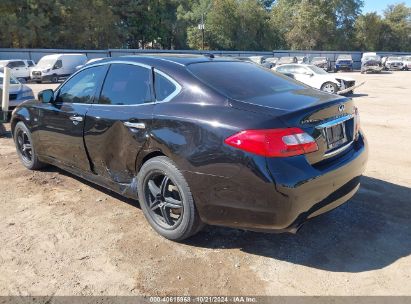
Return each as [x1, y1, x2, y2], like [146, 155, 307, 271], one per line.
[0, 67, 10, 136]
[198, 13, 205, 50]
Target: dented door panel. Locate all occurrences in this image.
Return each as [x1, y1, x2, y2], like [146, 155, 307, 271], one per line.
[84, 104, 154, 183]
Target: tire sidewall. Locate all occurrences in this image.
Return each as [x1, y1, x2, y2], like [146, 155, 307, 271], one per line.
[137, 157, 197, 241]
[321, 82, 338, 94]
[14, 122, 36, 169]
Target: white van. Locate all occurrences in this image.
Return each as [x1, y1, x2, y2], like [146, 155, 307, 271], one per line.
[31, 54, 87, 83]
[0, 59, 33, 80]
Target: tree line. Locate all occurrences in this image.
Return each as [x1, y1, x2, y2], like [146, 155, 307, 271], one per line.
[0, 0, 410, 52]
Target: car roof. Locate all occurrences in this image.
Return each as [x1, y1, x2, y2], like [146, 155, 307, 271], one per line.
[102, 54, 240, 67]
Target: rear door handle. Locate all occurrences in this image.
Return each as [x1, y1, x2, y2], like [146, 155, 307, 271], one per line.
[124, 121, 145, 129]
[69, 116, 84, 122]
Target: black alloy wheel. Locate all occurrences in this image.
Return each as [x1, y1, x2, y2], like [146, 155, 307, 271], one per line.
[16, 128, 33, 164]
[144, 171, 184, 229]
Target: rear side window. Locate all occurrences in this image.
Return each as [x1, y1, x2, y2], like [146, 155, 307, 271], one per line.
[187, 62, 302, 102]
[154, 72, 177, 101]
[99, 64, 152, 105]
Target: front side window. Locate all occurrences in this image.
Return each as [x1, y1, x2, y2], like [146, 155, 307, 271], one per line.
[276, 66, 291, 73]
[15, 61, 26, 68]
[154, 72, 177, 101]
[54, 60, 63, 69]
[56, 65, 106, 104]
[293, 66, 310, 74]
[0, 76, 20, 85]
[27, 61, 35, 67]
[99, 64, 152, 105]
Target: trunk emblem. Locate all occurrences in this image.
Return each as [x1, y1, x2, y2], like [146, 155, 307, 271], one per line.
[338, 104, 345, 112]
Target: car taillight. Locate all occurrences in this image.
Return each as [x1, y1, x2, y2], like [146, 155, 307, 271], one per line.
[224, 128, 318, 157]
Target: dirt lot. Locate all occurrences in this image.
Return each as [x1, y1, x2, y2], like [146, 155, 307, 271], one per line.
[1, 72, 411, 296]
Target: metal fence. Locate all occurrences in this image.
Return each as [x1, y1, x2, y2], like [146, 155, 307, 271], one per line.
[1, 48, 410, 69]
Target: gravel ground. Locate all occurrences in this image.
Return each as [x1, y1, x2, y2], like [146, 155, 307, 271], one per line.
[0, 72, 410, 296]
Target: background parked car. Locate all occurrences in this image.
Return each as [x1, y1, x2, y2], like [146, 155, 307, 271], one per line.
[31, 53, 87, 83]
[310, 57, 332, 71]
[361, 54, 383, 74]
[296, 56, 309, 64]
[0, 59, 32, 81]
[385, 56, 405, 70]
[402, 56, 411, 70]
[275, 64, 356, 94]
[264, 57, 279, 67]
[335, 54, 354, 72]
[277, 56, 298, 65]
[0, 72, 34, 118]
[75, 57, 105, 70]
[248, 56, 267, 65]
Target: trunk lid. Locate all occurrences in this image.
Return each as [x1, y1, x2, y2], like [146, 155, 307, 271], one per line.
[230, 88, 357, 164]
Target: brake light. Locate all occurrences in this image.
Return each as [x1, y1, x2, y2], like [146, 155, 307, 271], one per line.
[224, 128, 318, 157]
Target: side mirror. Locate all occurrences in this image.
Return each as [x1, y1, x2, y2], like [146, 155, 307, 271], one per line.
[38, 89, 54, 103]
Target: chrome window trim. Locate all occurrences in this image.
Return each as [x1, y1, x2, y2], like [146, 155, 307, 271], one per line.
[69, 60, 181, 107]
[153, 68, 182, 103]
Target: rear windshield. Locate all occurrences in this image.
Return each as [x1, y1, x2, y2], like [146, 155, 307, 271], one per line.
[187, 61, 303, 102]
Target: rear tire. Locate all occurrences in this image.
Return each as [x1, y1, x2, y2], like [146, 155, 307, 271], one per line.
[14, 122, 46, 170]
[137, 156, 204, 241]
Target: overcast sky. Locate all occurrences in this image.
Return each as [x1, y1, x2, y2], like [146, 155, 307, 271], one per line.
[363, 0, 411, 15]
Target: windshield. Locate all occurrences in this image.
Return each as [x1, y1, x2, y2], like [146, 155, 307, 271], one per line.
[404, 56, 411, 61]
[337, 55, 352, 61]
[36, 58, 56, 68]
[0, 76, 20, 85]
[187, 61, 303, 103]
[312, 57, 326, 62]
[279, 57, 294, 63]
[308, 65, 328, 75]
[364, 56, 381, 61]
[388, 57, 402, 61]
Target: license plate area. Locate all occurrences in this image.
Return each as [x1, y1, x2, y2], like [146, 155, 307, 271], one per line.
[324, 122, 348, 150]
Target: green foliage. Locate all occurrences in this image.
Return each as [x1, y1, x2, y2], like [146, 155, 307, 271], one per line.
[0, 0, 410, 51]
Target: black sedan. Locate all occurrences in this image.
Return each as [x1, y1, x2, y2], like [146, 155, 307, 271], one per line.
[11, 55, 368, 241]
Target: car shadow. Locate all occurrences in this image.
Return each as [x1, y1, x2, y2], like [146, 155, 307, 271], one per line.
[49, 166, 139, 208]
[0, 126, 12, 138]
[350, 93, 368, 98]
[49, 166, 411, 273]
[185, 176, 411, 273]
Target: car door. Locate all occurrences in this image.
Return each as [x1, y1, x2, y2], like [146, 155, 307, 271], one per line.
[292, 66, 317, 87]
[36, 65, 108, 172]
[84, 62, 155, 183]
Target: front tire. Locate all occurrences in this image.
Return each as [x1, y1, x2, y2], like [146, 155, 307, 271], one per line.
[137, 156, 203, 241]
[14, 122, 46, 170]
[51, 75, 59, 83]
[321, 82, 338, 94]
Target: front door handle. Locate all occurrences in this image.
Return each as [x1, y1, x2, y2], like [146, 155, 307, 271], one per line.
[124, 121, 145, 129]
[69, 116, 84, 122]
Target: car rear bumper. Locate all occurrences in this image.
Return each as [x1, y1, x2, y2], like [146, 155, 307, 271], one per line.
[186, 132, 368, 232]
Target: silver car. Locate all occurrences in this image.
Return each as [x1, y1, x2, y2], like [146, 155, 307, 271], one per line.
[0, 72, 34, 115]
